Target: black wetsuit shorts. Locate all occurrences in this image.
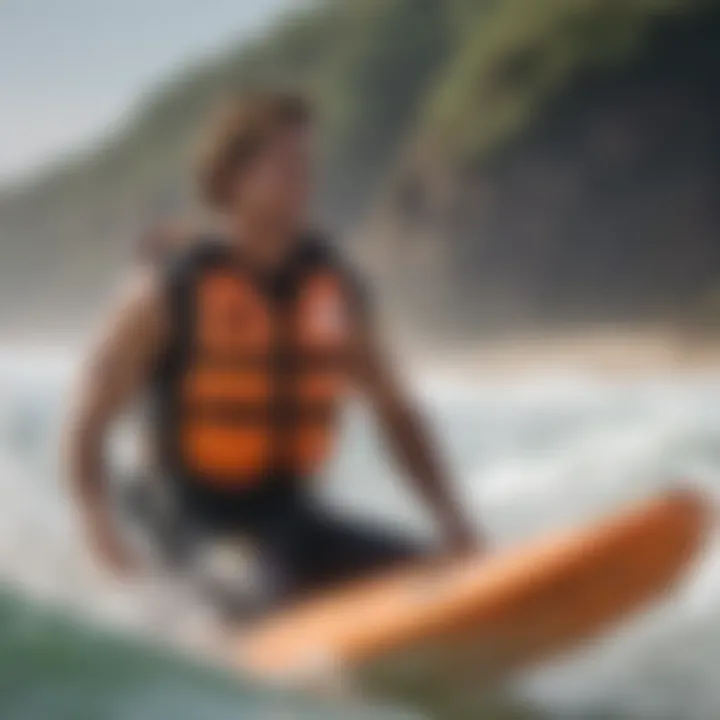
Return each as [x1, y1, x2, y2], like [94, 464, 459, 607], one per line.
[123, 480, 423, 617]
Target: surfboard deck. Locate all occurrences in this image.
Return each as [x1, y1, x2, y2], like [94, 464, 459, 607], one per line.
[235, 489, 710, 699]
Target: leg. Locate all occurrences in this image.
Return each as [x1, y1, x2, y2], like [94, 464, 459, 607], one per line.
[257, 503, 427, 602]
[308, 510, 425, 585]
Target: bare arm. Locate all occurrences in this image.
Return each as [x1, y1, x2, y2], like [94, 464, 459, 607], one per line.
[64, 269, 168, 575]
[353, 323, 480, 553]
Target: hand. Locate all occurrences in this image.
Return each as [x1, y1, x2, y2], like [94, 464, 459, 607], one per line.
[85, 513, 135, 578]
[444, 518, 482, 557]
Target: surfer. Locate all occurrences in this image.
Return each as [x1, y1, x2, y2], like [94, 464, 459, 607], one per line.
[64, 90, 477, 616]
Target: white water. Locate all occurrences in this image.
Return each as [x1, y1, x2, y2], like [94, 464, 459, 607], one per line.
[1, 347, 720, 718]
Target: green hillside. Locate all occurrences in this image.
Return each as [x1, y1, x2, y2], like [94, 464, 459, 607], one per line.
[0, 0, 718, 337]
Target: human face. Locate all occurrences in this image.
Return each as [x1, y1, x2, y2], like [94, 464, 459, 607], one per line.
[229, 126, 312, 232]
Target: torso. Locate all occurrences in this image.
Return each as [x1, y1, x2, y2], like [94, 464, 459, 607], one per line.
[149, 235, 364, 527]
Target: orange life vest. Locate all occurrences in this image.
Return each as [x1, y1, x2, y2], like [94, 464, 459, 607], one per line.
[153, 238, 362, 492]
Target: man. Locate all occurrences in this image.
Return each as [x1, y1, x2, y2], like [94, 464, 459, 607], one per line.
[65, 91, 477, 614]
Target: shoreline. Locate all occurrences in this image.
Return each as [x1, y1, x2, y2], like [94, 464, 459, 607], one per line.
[410, 327, 720, 383]
[1, 327, 720, 384]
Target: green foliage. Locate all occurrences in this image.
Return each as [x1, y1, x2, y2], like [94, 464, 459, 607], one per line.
[424, 0, 710, 160]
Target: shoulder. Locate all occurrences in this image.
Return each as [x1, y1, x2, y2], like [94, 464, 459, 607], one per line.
[111, 266, 169, 333]
[296, 231, 360, 280]
[122, 235, 229, 338]
[116, 265, 165, 313]
[296, 231, 372, 318]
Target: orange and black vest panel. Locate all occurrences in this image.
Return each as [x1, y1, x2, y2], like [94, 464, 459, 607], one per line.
[152, 236, 364, 501]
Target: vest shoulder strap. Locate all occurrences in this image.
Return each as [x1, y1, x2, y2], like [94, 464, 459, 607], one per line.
[154, 235, 228, 379]
[294, 233, 371, 323]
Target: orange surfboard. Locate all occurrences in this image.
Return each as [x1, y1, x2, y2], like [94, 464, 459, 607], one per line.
[237, 489, 710, 697]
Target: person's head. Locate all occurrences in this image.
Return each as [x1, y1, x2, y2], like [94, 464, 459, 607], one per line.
[196, 89, 313, 233]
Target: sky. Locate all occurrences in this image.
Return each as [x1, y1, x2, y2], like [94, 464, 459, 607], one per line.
[0, 0, 295, 186]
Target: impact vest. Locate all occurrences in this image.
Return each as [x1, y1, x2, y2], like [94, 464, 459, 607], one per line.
[152, 238, 362, 495]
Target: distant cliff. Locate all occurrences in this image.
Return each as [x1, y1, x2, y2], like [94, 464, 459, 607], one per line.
[0, 0, 718, 340]
[366, 0, 720, 340]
